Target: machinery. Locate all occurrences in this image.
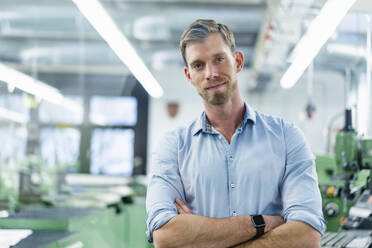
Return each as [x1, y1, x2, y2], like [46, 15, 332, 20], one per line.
[321, 189, 372, 248]
[0, 160, 151, 248]
[317, 109, 372, 245]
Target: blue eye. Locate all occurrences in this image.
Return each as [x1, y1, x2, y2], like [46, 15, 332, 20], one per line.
[193, 63, 202, 69]
[216, 57, 224, 62]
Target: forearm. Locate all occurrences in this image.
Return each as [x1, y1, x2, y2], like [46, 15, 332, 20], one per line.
[233, 221, 321, 248]
[153, 214, 255, 248]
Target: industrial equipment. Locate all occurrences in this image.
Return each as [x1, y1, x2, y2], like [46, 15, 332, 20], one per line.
[321, 189, 372, 247]
[321, 230, 372, 248]
[317, 109, 372, 239]
[0, 160, 151, 248]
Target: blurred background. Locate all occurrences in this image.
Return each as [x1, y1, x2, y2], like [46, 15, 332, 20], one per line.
[0, 0, 372, 247]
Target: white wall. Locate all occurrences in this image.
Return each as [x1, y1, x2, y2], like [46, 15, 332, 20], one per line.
[147, 67, 202, 173]
[147, 67, 347, 173]
[246, 70, 346, 155]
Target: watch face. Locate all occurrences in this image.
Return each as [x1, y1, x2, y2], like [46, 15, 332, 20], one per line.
[252, 215, 265, 226]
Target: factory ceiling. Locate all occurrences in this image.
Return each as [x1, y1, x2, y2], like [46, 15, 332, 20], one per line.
[0, 0, 266, 95]
[0, 0, 370, 96]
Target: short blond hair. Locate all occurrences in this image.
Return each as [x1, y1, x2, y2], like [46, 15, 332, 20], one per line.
[179, 19, 236, 66]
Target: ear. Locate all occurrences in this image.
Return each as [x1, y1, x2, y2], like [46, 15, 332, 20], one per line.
[184, 66, 192, 83]
[234, 51, 244, 73]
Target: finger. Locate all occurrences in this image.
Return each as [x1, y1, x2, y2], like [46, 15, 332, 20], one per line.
[183, 206, 192, 214]
[175, 198, 188, 212]
[174, 199, 186, 214]
[175, 198, 192, 214]
[175, 202, 184, 214]
[175, 198, 183, 205]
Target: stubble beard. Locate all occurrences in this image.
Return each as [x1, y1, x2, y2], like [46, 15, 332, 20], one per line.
[200, 78, 237, 106]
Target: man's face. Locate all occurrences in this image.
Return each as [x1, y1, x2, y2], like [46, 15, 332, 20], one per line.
[184, 32, 244, 106]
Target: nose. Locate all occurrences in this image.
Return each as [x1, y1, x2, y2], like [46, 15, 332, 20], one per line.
[206, 63, 219, 81]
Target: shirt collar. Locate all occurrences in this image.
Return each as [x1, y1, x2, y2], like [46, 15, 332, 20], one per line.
[243, 102, 257, 126]
[192, 102, 256, 136]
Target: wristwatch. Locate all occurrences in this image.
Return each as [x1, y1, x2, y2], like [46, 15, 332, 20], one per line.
[251, 215, 265, 239]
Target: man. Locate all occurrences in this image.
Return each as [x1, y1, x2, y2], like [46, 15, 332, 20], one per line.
[146, 19, 326, 248]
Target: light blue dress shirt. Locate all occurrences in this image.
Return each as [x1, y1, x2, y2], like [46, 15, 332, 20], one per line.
[146, 103, 326, 242]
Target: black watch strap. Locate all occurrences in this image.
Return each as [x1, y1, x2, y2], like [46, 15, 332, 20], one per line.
[251, 215, 265, 239]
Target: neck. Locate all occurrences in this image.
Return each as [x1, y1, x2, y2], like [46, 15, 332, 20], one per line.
[203, 91, 245, 143]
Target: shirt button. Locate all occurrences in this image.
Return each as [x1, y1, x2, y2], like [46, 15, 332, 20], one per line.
[218, 135, 222, 139]
[229, 156, 233, 161]
[231, 184, 235, 188]
[232, 211, 237, 216]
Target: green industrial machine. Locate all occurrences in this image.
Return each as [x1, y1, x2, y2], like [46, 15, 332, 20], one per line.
[317, 109, 372, 232]
[0, 201, 148, 248]
[0, 160, 151, 248]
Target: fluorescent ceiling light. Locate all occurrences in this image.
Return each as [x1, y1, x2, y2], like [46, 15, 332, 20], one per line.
[0, 107, 27, 124]
[0, 63, 63, 104]
[0, 63, 83, 115]
[280, 0, 356, 89]
[72, 0, 164, 98]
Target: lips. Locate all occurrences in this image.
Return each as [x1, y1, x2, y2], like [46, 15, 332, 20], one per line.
[206, 82, 226, 90]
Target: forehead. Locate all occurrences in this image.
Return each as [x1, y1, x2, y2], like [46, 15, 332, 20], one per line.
[185, 32, 231, 63]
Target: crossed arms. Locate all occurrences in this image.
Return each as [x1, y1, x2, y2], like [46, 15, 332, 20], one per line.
[153, 199, 321, 248]
[148, 125, 325, 247]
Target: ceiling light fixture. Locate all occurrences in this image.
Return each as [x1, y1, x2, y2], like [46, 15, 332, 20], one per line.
[0, 63, 83, 115]
[72, 0, 164, 98]
[0, 63, 63, 104]
[0, 107, 27, 124]
[280, 0, 356, 89]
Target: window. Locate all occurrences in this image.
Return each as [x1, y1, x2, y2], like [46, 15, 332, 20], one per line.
[90, 128, 134, 176]
[88, 95, 139, 176]
[90, 96, 137, 126]
[39, 96, 83, 124]
[0, 95, 28, 163]
[40, 127, 80, 171]
[36, 82, 148, 176]
[0, 127, 27, 163]
[0, 94, 30, 122]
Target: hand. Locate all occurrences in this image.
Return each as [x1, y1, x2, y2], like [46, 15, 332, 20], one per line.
[263, 215, 285, 232]
[175, 198, 193, 214]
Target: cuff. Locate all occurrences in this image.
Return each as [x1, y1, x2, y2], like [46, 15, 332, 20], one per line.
[146, 210, 178, 243]
[285, 210, 327, 235]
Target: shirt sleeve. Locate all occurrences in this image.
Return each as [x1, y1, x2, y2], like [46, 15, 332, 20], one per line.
[146, 130, 186, 243]
[280, 122, 327, 235]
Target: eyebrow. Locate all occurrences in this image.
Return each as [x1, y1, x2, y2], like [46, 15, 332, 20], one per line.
[213, 52, 226, 58]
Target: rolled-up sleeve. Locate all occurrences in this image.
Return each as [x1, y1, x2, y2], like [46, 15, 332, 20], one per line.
[281, 122, 327, 235]
[146, 131, 185, 242]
